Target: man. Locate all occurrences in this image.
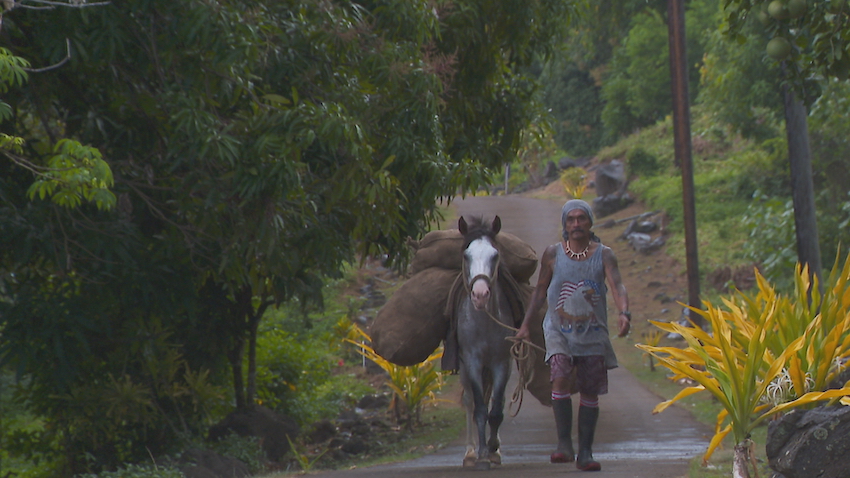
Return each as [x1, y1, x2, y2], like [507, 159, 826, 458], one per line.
[515, 199, 630, 472]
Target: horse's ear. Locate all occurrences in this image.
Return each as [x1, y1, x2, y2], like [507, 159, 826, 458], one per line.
[492, 215, 501, 234]
[458, 216, 468, 235]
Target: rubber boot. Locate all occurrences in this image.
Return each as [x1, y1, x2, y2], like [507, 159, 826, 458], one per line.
[576, 405, 601, 471]
[550, 398, 575, 463]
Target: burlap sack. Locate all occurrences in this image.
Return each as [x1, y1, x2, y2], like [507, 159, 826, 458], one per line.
[513, 286, 553, 407]
[409, 229, 538, 283]
[369, 267, 458, 366]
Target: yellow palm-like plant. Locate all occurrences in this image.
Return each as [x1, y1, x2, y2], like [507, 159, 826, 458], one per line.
[559, 167, 586, 199]
[345, 325, 448, 429]
[637, 252, 850, 478]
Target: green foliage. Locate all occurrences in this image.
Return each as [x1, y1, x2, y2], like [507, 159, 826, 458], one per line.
[638, 253, 850, 471]
[254, 327, 336, 422]
[599, 1, 716, 141]
[0, 47, 29, 121]
[625, 147, 662, 177]
[76, 464, 184, 478]
[723, 0, 850, 89]
[209, 433, 265, 474]
[1, 0, 577, 472]
[741, 193, 798, 291]
[808, 79, 850, 209]
[698, 25, 783, 141]
[26, 139, 116, 210]
[540, 59, 605, 156]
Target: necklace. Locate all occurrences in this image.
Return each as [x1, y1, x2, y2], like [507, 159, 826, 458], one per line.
[563, 241, 589, 260]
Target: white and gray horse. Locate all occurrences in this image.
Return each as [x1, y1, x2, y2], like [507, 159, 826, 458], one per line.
[456, 215, 517, 470]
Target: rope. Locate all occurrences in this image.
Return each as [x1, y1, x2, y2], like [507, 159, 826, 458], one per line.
[478, 308, 545, 417]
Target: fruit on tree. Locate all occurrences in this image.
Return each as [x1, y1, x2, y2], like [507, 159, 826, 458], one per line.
[766, 36, 792, 59]
[787, 0, 807, 18]
[768, 0, 790, 19]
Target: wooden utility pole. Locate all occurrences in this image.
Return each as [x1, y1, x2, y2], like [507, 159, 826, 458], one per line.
[667, 0, 704, 327]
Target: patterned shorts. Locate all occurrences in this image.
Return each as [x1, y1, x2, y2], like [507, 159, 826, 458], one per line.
[548, 354, 608, 396]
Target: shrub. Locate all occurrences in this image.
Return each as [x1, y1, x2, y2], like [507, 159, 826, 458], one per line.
[626, 147, 661, 177]
[638, 251, 850, 477]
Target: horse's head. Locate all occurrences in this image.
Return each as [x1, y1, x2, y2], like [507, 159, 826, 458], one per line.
[458, 215, 502, 311]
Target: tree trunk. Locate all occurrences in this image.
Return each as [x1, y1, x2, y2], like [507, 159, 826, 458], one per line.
[782, 75, 822, 284]
[230, 340, 246, 409]
[245, 302, 270, 407]
[732, 442, 752, 478]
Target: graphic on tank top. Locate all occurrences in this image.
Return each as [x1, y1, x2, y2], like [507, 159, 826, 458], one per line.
[556, 279, 605, 334]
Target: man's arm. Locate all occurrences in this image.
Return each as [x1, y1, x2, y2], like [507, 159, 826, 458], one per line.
[515, 244, 557, 340]
[602, 246, 630, 337]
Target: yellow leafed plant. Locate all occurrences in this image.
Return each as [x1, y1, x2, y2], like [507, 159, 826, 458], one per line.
[345, 325, 449, 430]
[637, 252, 850, 478]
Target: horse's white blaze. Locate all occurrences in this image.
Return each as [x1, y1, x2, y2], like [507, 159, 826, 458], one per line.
[465, 237, 498, 310]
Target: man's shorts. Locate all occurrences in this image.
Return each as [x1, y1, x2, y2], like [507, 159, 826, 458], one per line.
[548, 353, 608, 396]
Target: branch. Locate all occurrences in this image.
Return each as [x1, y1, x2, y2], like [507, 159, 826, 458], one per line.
[16, 0, 111, 9]
[23, 38, 71, 73]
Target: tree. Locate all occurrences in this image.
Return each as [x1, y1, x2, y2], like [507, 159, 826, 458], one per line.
[720, 0, 848, 280]
[0, 0, 576, 471]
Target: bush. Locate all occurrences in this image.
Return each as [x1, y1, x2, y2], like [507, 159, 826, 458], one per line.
[626, 147, 661, 177]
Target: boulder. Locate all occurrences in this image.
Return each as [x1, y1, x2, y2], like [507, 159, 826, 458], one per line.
[592, 192, 633, 219]
[594, 160, 627, 197]
[766, 406, 850, 478]
[207, 405, 299, 462]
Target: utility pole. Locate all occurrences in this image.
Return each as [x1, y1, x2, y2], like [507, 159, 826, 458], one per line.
[667, 0, 704, 327]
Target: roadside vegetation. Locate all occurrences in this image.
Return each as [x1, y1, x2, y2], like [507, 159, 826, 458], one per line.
[3, 0, 850, 477]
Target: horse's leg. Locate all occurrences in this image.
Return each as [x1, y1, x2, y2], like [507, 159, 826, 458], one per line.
[486, 360, 511, 465]
[465, 369, 492, 470]
[461, 386, 477, 467]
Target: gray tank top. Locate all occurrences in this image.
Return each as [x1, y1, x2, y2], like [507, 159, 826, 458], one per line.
[542, 243, 618, 369]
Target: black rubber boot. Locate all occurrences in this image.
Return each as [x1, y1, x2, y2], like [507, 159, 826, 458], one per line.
[550, 397, 575, 463]
[576, 405, 601, 471]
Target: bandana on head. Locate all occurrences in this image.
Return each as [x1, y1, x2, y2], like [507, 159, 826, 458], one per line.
[561, 199, 594, 228]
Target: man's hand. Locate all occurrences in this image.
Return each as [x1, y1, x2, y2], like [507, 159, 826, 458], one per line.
[617, 313, 631, 337]
[515, 323, 530, 341]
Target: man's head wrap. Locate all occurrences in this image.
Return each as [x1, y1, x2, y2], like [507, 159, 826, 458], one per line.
[561, 199, 594, 228]
[561, 199, 597, 243]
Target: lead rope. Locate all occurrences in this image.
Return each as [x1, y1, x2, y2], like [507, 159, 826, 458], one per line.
[477, 309, 545, 417]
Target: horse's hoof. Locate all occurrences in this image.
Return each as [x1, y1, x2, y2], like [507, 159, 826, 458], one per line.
[474, 459, 491, 471]
[463, 455, 477, 467]
[489, 451, 502, 465]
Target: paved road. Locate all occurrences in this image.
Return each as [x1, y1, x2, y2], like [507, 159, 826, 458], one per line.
[308, 195, 711, 478]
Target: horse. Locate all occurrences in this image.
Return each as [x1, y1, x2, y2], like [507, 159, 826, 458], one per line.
[455, 215, 518, 470]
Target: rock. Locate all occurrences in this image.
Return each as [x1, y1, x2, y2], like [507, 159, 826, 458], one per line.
[766, 406, 850, 478]
[306, 419, 338, 444]
[544, 160, 559, 179]
[626, 232, 665, 254]
[357, 394, 390, 409]
[594, 160, 627, 197]
[592, 192, 633, 218]
[207, 405, 300, 462]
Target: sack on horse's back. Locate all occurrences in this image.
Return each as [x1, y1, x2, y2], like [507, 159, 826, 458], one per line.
[369, 267, 457, 366]
[408, 229, 538, 283]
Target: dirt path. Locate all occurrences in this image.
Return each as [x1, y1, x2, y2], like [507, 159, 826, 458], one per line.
[305, 193, 712, 478]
